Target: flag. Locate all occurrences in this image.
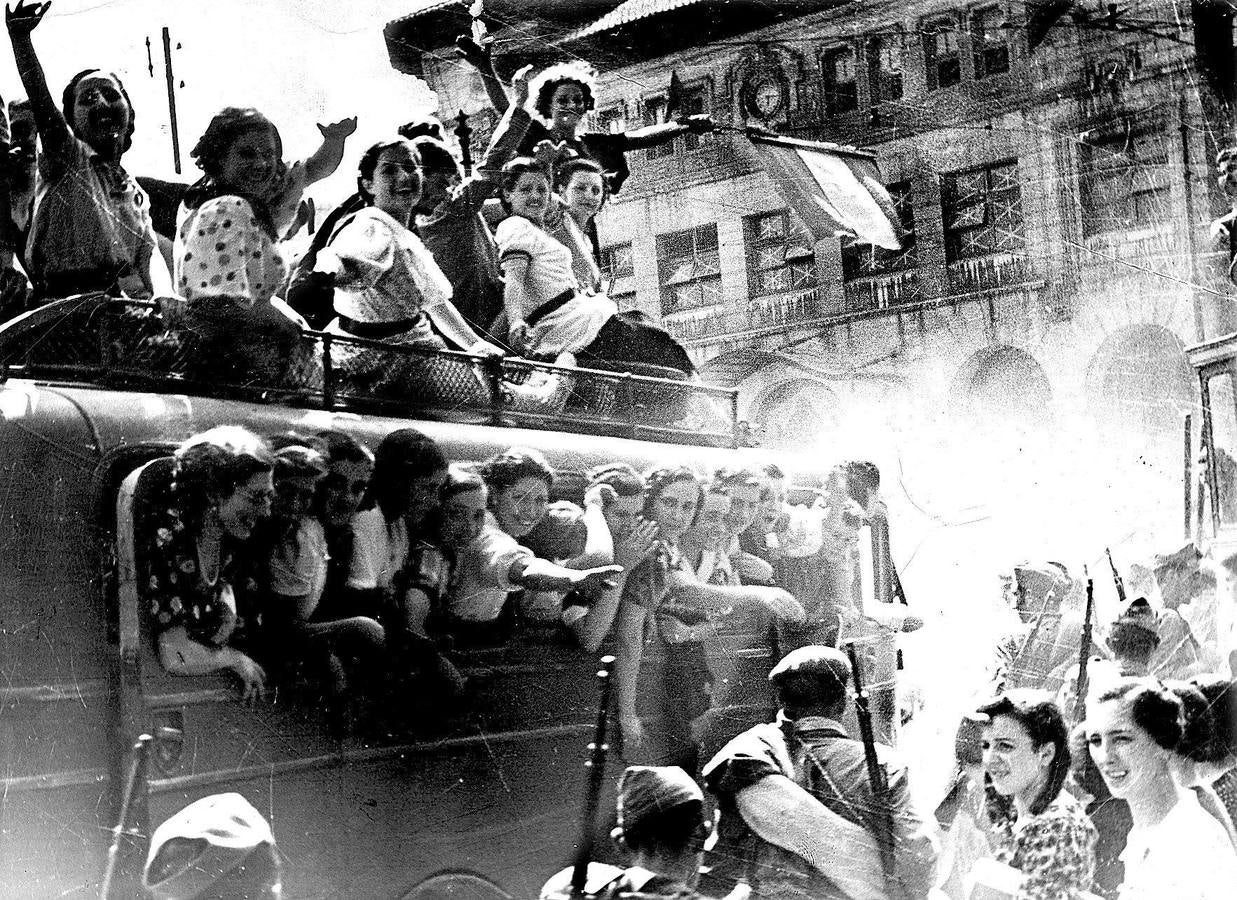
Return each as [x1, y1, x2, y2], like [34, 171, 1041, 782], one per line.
[1025, 0, 1074, 52]
[666, 70, 683, 120]
[745, 129, 902, 251]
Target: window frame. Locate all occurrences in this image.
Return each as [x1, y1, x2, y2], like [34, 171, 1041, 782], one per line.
[867, 31, 906, 104]
[924, 15, 963, 91]
[820, 43, 860, 117]
[941, 159, 1025, 263]
[745, 209, 818, 299]
[600, 242, 637, 303]
[1078, 122, 1173, 240]
[656, 224, 723, 316]
[841, 181, 918, 281]
[970, 5, 1011, 80]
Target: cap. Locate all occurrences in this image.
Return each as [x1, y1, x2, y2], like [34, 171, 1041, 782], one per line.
[615, 766, 703, 835]
[143, 792, 275, 900]
[1109, 597, 1160, 642]
[768, 646, 852, 712]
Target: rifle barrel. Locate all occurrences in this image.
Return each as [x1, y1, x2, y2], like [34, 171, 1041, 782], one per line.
[570, 656, 616, 895]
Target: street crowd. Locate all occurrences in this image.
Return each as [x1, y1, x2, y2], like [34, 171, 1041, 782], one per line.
[1, 1, 1235, 897]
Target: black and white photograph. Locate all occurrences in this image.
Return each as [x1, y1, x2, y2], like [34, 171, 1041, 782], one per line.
[1, 1, 1235, 897]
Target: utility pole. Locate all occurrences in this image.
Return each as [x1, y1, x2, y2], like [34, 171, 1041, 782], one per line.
[162, 27, 182, 174]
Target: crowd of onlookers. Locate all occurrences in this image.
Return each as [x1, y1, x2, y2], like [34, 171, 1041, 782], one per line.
[0, 1, 716, 411]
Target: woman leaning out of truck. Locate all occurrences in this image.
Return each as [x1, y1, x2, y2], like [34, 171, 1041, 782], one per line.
[147, 426, 275, 703]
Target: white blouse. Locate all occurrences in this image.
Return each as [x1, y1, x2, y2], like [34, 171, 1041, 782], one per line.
[1119, 790, 1237, 900]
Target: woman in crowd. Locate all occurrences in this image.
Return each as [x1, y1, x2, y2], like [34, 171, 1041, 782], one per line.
[174, 107, 307, 385]
[312, 429, 375, 621]
[262, 441, 386, 724]
[6, 0, 171, 300]
[971, 691, 1097, 900]
[1087, 678, 1237, 899]
[1163, 677, 1237, 844]
[613, 465, 803, 775]
[679, 479, 737, 586]
[146, 426, 273, 703]
[496, 157, 694, 375]
[445, 447, 620, 643]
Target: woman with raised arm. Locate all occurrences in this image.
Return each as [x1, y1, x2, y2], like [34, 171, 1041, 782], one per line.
[1087, 678, 1237, 900]
[175, 108, 309, 385]
[147, 426, 274, 704]
[5, 0, 171, 300]
[612, 465, 804, 776]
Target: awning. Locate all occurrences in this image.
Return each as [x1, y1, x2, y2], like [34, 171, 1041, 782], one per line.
[744, 129, 902, 251]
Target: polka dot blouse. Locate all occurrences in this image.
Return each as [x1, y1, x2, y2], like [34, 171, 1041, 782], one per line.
[173, 196, 287, 308]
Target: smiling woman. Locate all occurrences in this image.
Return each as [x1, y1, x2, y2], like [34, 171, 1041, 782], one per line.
[174, 107, 306, 385]
[147, 425, 275, 703]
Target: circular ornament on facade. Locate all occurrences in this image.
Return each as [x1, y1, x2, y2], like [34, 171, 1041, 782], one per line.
[745, 73, 784, 119]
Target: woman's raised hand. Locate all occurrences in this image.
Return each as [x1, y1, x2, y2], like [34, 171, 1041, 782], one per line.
[317, 116, 357, 142]
[6, 0, 49, 36]
[511, 64, 534, 107]
[615, 519, 659, 571]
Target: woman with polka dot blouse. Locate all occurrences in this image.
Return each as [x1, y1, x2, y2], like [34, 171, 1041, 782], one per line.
[174, 108, 307, 385]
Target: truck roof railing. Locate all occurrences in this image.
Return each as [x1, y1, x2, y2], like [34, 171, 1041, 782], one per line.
[0, 296, 741, 447]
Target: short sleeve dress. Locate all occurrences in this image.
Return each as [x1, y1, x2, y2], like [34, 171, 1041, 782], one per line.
[494, 214, 615, 358]
[989, 790, 1098, 900]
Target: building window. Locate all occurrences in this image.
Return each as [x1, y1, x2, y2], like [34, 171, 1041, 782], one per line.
[657, 224, 722, 315]
[925, 18, 962, 90]
[1079, 126, 1171, 238]
[680, 85, 709, 152]
[746, 210, 817, 297]
[601, 243, 636, 303]
[643, 96, 674, 160]
[842, 182, 917, 278]
[822, 46, 859, 116]
[867, 33, 905, 103]
[942, 160, 1025, 262]
[971, 7, 1011, 79]
[596, 105, 627, 135]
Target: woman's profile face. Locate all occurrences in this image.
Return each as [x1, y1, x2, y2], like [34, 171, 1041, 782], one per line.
[982, 714, 1051, 801]
[649, 479, 699, 542]
[219, 127, 279, 198]
[217, 471, 274, 541]
[1087, 698, 1171, 801]
[493, 476, 549, 539]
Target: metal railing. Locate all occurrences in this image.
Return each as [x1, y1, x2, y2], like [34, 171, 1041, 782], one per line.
[0, 296, 740, 447]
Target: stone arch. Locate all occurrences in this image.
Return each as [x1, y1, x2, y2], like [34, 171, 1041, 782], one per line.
[1085, 324, 1195, 439]
[951, 345, 1054, 429]
[748, 378, 840, 450]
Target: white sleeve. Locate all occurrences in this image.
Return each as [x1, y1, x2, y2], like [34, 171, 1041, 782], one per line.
[495, 215, 536, 263]
[475, 523, 533, 590]
[345, 508, 387, 590]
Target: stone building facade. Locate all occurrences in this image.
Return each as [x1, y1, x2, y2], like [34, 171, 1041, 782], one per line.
[389, 0, 1236, 558]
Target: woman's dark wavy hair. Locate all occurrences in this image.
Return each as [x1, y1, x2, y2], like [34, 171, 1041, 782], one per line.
[172, 426, 275, 532]
[976, 690, 1072, 817]
[316, 429, 373, 467]
[362, 428, 448, 523]
[184, 107, 283, 238]
[1191, 675, 1237, 761]
[61, 69, 135, 152]
[1096, 678, 1184, 752]
[498, 157, 550, 215]
[479, 447, 554, 500]
[411, 136, 461, 179]
[642, 465, 704, 527]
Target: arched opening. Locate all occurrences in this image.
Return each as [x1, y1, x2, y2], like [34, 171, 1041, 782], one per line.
[952, 345, 1053, 430]
[749, 378, 839, 450]
[1086, 324, 1195, 439]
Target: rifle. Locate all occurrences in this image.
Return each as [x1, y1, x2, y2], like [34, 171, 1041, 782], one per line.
[570, 655, 616, 896]
[1074, 574, 1095, 723]
[844, 642, 900, 899]
[1105, 548, 1127, 603]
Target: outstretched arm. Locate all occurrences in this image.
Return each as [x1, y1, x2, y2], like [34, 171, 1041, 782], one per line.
[456, 34, 510, 115]
[5, 0, 71, 166]
[303, 116, 357, 185]
[612, 597, 647, 751]
[622, 115, 714, 150]
[667, 568, 804, 622]
[157, 627, 266, 704]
